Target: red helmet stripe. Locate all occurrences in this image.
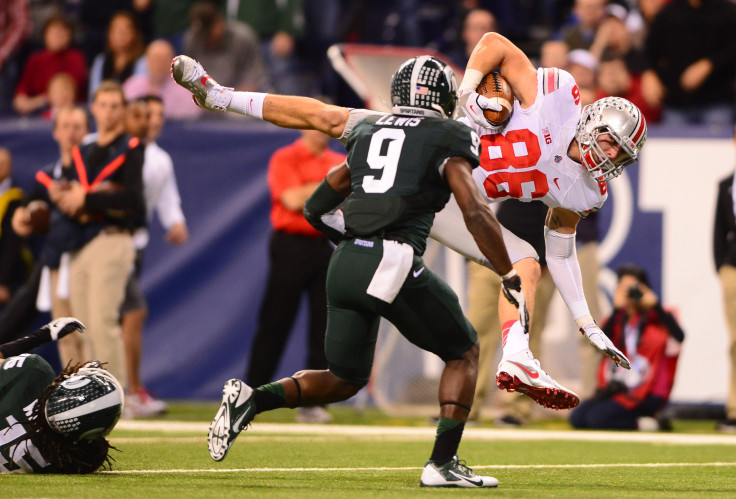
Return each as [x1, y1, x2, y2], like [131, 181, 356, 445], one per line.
[631, 113, 646, 145]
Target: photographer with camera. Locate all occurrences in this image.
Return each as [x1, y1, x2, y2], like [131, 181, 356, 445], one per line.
[570, 263, 684, 431]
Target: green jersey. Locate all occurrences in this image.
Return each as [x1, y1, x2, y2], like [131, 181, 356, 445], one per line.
[0, 354, 57, 473]
[343, 113, 480, 255]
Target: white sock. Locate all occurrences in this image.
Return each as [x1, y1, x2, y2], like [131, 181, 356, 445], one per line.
[227, 91, 267, 118]
[501, 320, 531, 359]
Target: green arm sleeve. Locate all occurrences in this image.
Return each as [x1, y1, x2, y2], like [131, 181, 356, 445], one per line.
[303, 178, 347, 245]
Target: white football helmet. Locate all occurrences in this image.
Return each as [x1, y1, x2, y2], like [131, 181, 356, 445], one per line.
[576, 97, 647, 181]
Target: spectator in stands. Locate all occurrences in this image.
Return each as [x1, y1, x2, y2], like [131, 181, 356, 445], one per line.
[713, 143, 736, 433]
[183, 1, 267, 93]
[588, 4, 646, 74]
[79, 0, 153, 65]
[0, 0, 30, 114]
[629, 0, 667, 54]
[446, 8, 497, 69]
[120, 95, 188, 417]
[300, 0, 341, 97]
[25, 0, 66, 48]
[642, 0, 736, 128]
[12, 13, 86, 116]
[596, 56, 661, 123]
[466, 200, 555, 426]
[539, 40, 569, 69]
[570, 263, 684, 431]
[42, 72, 77, 120]
[53, 81, 144, 383]
[557, 0, 607, 51]
[150, 0, 197, 52]
[9, 106, 87, 362]
[245, 127, 345, 424]
[567, 48, 597, 107]
[88, 11, 147, 102]
[229, 0, 305, 95]
[0, 148, 30, 310]
[124, 39, 200, 120]
[336, 0, 423, 47]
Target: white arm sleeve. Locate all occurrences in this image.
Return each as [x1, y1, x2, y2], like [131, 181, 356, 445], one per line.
[154, 162, 185, 230]
[544, 226, 592, 323]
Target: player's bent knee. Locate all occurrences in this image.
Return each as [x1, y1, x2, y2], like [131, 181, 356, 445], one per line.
[295, 369, 364, 399]
[449, 343, 479, 372]
[327, 373, 363, 399]
[514, 257, 541, 286]
[462, 342, 480, 366]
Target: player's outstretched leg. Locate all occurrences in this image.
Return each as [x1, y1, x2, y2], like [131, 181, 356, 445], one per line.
[208, 379, 255, 461]
[496, 321, 579, 410]
[207, 371, 361, 461]
[170, 55, 233, 111]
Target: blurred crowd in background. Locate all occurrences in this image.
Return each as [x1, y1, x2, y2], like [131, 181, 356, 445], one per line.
[1, 0, 734, 127]
[0, 0, 735, 429]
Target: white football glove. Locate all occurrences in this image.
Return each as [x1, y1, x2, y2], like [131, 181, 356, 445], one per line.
[43, 317, 85, 341]
[458, 88, 503, 128]
[580, 321, 631, 369]
[501, 274, 529, 334]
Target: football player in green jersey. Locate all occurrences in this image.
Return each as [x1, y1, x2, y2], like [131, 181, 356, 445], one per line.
[0, 318, 123, 473]
[174, 54, 536, 488]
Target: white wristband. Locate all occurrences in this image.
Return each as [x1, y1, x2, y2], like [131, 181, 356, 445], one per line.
[575, 315, 595, 328]
[459, 69, 484, 91]
[501, 268, 517, 281]
[228, 91, 268, 119]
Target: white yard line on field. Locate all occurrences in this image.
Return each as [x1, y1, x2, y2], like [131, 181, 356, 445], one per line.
[115, 420, 736, 446]
[100, 462, 736, 474]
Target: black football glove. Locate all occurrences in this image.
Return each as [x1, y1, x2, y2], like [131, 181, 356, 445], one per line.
[501, 273, 529, 334]
[42, 317, 85, 341]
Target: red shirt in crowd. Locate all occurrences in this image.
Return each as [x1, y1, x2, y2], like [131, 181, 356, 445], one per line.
[14, 48, 87, 99]
[595, 74, 661, 123]
[268, 138, 346, 237]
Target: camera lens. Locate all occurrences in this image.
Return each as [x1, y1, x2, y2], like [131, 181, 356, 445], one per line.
[627, 285, 643, 300]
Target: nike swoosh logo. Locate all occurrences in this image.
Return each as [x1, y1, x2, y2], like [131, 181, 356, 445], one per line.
[200, 76, 209, 85]
[448, 469, 484, 486]
[232, 405, 252, 432]
[413, 267, 425, 278]
[553, 177, 560, 189]
[508, 360, 539, 379]
[469, 105, 475, 114]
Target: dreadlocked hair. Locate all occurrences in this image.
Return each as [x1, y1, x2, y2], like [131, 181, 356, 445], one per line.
[26, 362, 119, 474]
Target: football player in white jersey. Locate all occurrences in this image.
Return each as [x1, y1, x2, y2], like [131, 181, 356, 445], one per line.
[430, 32, 647, 409]
[169, 32, 646, 411]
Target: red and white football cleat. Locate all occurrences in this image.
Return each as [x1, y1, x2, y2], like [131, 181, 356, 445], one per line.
[171, 55, 233, 111]
[496, 351, 579, 410]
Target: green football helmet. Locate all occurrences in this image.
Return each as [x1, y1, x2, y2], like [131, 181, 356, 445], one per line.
[390, 56, 458, 119]
[44, 367, 124, 442]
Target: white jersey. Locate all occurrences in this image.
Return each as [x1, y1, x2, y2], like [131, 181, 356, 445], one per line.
[459, 67, 607, 216]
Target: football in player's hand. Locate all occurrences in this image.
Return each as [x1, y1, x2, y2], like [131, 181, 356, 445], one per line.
[476, 72, 514, 126]
[27, 200, 51, 235]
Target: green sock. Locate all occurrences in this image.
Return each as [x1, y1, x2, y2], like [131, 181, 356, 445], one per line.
[253, 382, 286, 413]
[430, 417, 464, 464]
